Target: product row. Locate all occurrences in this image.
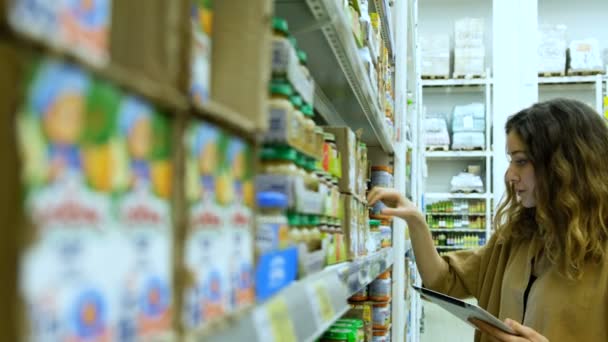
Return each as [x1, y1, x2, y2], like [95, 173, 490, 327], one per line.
[427, 216, 485, 229]
[348, 0, 396, 137]
[316, 269, 394, 342]
[433, 233, 487, 248]
[539, 25, 605, 75]
[425, 199, 487, 214]
[425, 103, 486, 151]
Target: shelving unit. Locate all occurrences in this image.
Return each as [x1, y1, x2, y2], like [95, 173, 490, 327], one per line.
[430, 228, 486, 233]
[424, 192, 491, 200]
[207, 248, 394, 342]
[538, 74, 605, 114]
[276, 0, 394, 153]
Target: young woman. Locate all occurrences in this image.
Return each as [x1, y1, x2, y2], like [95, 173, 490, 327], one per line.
[369, 98, 608, 342]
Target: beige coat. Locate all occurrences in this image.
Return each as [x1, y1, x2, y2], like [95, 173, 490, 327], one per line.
[425, 232, 608, 342]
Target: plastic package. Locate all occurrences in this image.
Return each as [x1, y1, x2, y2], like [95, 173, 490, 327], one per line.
[450, 172, 484, 193]
[451, 132, 485, 150]
[424, 117, 450, 147]
[421, 34, 450, 77]
[538, 24, 567, 74]
[452, 103, 485, 132]
[569, 38, 604, 72]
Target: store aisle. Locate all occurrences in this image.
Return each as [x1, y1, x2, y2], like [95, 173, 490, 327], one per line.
[420, 300, 475, 342]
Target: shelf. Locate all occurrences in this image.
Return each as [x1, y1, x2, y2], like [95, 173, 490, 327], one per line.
[430, 228, 486, 233]
[426, 212, 486, 216]
[436, 245, 478, 250]
[538, 75, 601, 84]
[425, 192, 491, 200]
[425, 150, 490, 159]
[370, 0, 395, 62]
[206, 248, 394, 342]
[421, 78, 492, 87]
[276, 0, 394, 153]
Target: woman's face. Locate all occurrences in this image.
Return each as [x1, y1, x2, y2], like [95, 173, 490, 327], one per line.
[506, 131, 536, 208]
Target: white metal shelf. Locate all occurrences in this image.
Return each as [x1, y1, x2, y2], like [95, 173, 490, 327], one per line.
[538, 75, 601, 84]
[430, 228, 486, 233]
[436, 245, 479, 250]
[421, 78, 493, 87]
[424, 150, 491, 158]
[206, 248, 394, 342]
[426, 212, 486, 216]
[370, 0, 395, 62]
[425, 192, 491, 200]
[276, 0, 394, 153]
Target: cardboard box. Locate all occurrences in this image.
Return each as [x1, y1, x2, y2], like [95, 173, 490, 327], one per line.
[568, 38, 603, 73]
[325, 127, 358, 195]
[342, 194, 366, 260]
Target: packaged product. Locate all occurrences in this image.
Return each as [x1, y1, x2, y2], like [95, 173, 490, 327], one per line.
[538, 24, 567, 74]
[18, 59, 116, 341]
[568, 38, 604, 72]
[453, 18, 485, 77]
[334, 318, 365, 342]
[452, 103, 485, 133]
[320, 327, 356, 342]
[183, 121, 229, 328]
[369, 270, 391, 302]
[225, 136, 255, 312]
[420, 34, 450, 77]
[372, 328, 390, 342]
[341, 194, 359, 260]
[451, 132, 485, 150]
[379, 220, 391, 248]
[325, 127, 357, 194]
[190, 0, 213, 105]
[372, 302, 391, 329]
[350, 286, 368, 302]
[115, 95, 174, 338]
[371, 165, 393, 188]
[8, 0, 112, 65]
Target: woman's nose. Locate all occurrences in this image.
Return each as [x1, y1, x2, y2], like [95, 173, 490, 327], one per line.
[506, 166, 519, 184]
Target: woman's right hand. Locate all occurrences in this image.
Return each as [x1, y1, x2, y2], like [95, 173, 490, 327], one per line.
[367, 187, 423, 223]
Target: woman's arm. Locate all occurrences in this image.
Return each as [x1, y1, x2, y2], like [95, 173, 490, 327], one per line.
[367, 187, 449, 287]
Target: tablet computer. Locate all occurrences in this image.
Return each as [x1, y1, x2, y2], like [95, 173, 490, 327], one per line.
[412, 285, 517, 335]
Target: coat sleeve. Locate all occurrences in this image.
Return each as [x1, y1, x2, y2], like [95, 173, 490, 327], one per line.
[423, 232, 500, 299]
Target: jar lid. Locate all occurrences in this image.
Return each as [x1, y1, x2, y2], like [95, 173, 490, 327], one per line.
[297, 49, 308, 65]
[301, 103, 314, 117]
[373, 329, 390, 336]
[369, 219, 381, 227]
[260, 146, 297, 161]
[270, 81, 293, 97]
[272, 17, 289, 34]
[288, 212, 301, 226]
[257, 191, 288, 209]
[373, 302, 390, 307]
[290, 95, 303, 109]
[371, 165, 393, 173]
[322, 328, 353, 340]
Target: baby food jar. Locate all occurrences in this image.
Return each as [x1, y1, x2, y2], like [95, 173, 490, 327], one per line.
[369, 270, 391, 302]
[372, 302, 391, 329]
[371, 165, 393, 188]
[256, 191, 290, 253]
[349, 286, 368, 302]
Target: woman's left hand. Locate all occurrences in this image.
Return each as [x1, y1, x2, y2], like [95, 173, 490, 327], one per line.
[469, 318, 549, 342]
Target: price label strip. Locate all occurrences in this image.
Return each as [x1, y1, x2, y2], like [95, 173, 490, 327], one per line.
[307, 279, 336, 327]
[253, 295, 297, 342]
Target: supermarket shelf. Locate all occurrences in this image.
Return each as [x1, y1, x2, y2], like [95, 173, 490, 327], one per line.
[370, 0, 395, 62]
[426, 212, 486, 216]
[430, 228, 486, 233]
[421, 78, 492, 87]
[425, 150, 491, 158]
[207, 248, 394, 342]
[436, 245, 477, 250]
[194, 100, 257, 135]
[425, 192, 491, 200]
[276, 0, 394, 153]
[538, 75, 601, 84]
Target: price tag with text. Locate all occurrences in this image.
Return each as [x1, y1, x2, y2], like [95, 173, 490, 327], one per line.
[307, 279, 336, 326]
[253, 295, 297, 342]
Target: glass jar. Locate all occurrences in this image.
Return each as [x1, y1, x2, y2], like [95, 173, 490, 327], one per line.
[369, 270, 391, 302]
[372, 302, 391, 329]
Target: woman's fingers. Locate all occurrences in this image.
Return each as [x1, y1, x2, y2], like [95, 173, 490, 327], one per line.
[469, 318, 518, 342]
[504, 319, 548, 342]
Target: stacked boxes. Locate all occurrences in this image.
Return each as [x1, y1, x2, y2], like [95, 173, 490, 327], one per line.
[568, 38, 604, 74]
[538, 24, 567, 75]
[17, 58, 174, 340]
[453, 18, 486, 77]
[451, 103, 485, 150]
[421, 34, 450, 78]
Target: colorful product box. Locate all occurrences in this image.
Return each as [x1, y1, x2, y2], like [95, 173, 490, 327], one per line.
[9, 0, 112, 65]
[190, 0, 213, 105]
[184, 121, 228, 329]
[17, 58, 173, 341]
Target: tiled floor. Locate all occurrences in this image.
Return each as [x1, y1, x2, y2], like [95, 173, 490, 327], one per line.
[420, 300, 476, 342]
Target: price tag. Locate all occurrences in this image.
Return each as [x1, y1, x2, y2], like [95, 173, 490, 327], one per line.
[253, 295, 297, 342]
[307, 280, 336, 326]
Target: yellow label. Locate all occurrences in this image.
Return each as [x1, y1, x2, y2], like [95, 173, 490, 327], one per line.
[254, 296, 297, 342]
[308, 280, 335, 324]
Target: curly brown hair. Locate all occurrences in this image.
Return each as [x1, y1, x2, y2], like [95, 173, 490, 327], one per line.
[495, 98, 608, 279]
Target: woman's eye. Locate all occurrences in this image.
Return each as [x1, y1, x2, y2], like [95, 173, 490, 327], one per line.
[514, 159, 528, 166]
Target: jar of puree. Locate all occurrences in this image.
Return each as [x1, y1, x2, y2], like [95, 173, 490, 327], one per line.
[268, 81, 302, 150]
